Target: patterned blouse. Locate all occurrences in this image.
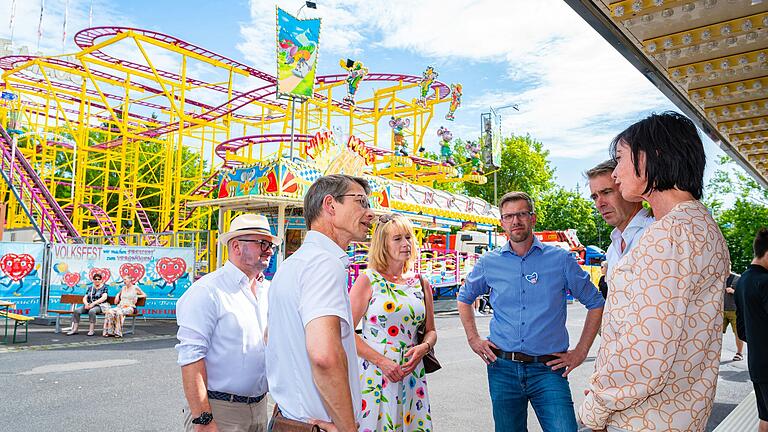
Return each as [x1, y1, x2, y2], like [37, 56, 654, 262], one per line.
[86, 285, 109, 303]
[579, 200, 730, 432]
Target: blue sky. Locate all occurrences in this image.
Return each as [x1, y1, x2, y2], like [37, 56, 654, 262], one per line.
[1, 0, 735, 196]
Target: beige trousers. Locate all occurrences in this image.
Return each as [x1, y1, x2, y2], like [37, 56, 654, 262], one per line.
[183, 397, 268, 432]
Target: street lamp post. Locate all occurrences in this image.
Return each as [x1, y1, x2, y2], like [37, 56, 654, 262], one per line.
[481, 103, 519, 204]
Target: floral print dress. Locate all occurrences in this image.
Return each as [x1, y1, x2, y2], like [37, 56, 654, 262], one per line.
[358, 269, 432, 432]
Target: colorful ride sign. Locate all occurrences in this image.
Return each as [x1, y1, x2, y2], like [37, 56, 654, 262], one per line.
[0, 242, 45, 316]
[276, 7, 321, 99]
[47, 244, 195, 318]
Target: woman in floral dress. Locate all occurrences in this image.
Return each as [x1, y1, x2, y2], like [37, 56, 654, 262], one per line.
[349, 213, 437, 432]
[102, 275, 145, 338]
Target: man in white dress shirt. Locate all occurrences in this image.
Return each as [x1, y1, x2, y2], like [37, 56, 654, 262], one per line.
[587, 160, 654, 271]
[266, 174, 375, 432]
[176, 213, 279, 432]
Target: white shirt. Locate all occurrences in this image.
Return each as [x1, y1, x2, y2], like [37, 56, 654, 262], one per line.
[175, 260, 268, 397]
[265, 230, 361, 423]
[606, 208, 655, 271]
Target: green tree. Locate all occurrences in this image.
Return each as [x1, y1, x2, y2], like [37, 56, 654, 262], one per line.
[432, 134, 555, 204]
[706, 155, 768, 272]
[536, 186, 601, 247]
[718, 199, 768, 272]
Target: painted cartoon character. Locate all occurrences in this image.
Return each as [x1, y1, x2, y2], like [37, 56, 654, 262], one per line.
[278, 39, 298, 64]
[445, 83, 462, 121]
[417, 66, 438, 107]
[466, 140, 484, 174]
[0, 253, 37, 296]
[340, 58, 368, 105]
[389, 116, 411, 156]
[437, 126, 455, 166]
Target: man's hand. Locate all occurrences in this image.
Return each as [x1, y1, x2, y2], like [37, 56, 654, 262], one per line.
[468, 336, 497, 365]
[546, 347, 588, 377]
[84, 303, 91, 310]
[310, 419, 337, 432]
[726, 287, 735, 294]
[194, 421, 219, 432]
[377, 357, 405, 383]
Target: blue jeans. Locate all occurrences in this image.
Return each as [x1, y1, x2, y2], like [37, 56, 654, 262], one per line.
[487, 358, 577, 432]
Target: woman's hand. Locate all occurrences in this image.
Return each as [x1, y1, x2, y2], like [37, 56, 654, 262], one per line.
[401, 343, 430, 375]
[376, 356, 405, 383]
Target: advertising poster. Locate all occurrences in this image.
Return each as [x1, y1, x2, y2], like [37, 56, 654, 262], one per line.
[491, 112, 502, 168]
[47, 244, 195, 318]
[0, 242, 45, 316]
[276, 7, 321, 99]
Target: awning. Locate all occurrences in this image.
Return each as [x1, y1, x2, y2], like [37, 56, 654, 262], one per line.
[566, 0, 768, 188]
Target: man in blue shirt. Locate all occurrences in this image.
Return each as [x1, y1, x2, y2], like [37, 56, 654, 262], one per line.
[458, 191, 605, 432]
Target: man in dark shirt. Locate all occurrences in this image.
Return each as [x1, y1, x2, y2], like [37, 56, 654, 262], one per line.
[724, 271, 744, 361]
[735, 227, 768, 431]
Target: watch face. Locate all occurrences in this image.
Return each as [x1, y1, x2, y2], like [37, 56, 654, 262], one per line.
[192, 412, 213, 425]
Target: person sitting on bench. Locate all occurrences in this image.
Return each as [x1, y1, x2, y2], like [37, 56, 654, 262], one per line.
[67, 273, 110, 336]
[103, 275, 146, 338]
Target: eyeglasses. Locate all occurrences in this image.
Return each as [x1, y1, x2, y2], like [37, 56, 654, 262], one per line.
[335, 193, 371, 209]
[238, 238, 279, 253]
[501, 211, 534, 222]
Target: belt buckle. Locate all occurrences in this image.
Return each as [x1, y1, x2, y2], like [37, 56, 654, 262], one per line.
[511, 352, 523, 363]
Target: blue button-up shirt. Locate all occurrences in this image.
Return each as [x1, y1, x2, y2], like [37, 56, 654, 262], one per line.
[458, 237, 605, 356]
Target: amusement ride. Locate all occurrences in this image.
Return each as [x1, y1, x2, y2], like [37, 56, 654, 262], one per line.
[0, 22, 499, 288]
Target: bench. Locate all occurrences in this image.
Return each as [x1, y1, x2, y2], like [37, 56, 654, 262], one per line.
[48, 294, 146, 335]
[0, 311, 34, 344]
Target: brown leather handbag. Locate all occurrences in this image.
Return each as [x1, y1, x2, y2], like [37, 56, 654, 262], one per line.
[268, 406, 321, 432]
[417, 276, 442, 374]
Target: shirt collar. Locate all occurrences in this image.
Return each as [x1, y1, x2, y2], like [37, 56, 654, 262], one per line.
[611, 207, 653, 242]
[304, 230, 351, 268]
[501, 235, 543, 257]
[223, 260, 263, 288]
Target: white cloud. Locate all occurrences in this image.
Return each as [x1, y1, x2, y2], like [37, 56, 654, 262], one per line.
[0, 0, 132, 55]
[237, 0, 672, 163]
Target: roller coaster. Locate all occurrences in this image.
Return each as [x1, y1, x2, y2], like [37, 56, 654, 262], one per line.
[0, 26, 494, 272]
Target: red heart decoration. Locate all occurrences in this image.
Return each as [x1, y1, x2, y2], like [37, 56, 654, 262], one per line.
[0, 253, 35, 282]
[156, 257, 186, 284]
[63, 272, 81, 288]
[119, 263, 145, 282]
[88, 268, 111, 283]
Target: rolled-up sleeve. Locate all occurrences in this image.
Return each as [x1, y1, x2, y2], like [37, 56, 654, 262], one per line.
[175, 285, 218, 366]
[457, 258, 487, 305]
[564, 254, 604, 310]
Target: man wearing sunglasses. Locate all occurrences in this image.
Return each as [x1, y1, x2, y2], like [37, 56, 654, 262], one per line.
[457, 191, 605, 432]
[176, 213, 279, 432]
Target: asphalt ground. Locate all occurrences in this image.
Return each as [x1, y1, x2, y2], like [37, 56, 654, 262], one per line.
[0, 301, 754, 432]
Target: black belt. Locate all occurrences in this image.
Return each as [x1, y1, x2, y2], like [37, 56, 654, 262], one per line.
[207, 390, 266, 404]
[490, 347, 557, 364]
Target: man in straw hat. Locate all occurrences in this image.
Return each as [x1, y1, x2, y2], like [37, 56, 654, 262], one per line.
[266, 174, 375, 432]
[176, 213, 280, 432]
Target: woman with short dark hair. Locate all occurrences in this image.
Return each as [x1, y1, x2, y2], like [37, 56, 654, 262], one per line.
[579, 112, 730, 432]
[67, 273, 110, 336]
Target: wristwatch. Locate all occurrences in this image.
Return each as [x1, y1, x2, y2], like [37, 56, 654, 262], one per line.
[191, 411, 213, 425]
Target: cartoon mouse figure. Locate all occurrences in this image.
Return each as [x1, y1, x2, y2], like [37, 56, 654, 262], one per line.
[437, 126, 456, 166]
[340, 58, 369, 105]
[389, 116, 411, 156]
[466, 140, 484, 174]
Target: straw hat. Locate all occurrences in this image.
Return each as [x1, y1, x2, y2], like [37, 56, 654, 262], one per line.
[218, 214, 281, 245]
